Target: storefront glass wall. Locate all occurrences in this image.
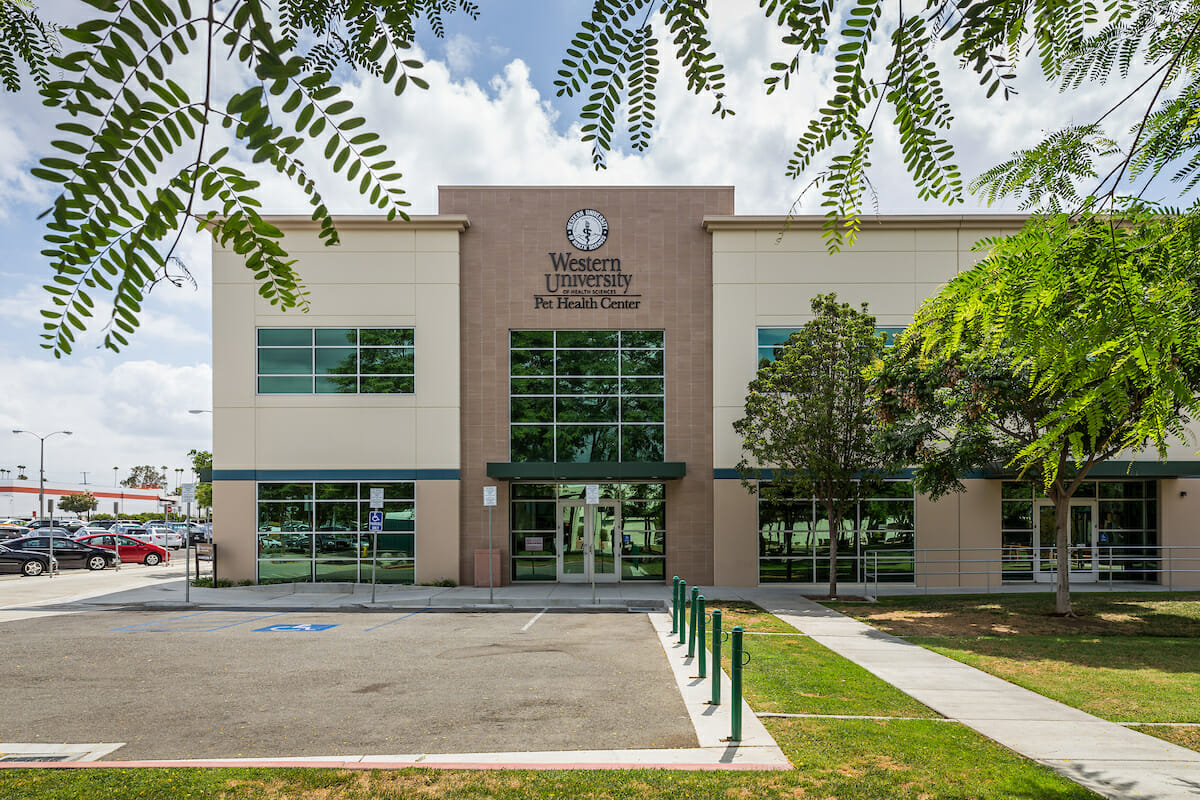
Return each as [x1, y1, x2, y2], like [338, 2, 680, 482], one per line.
[256, 481, 416, 584]
[757, 480, 916, 584]
[256, 328, 415, 394]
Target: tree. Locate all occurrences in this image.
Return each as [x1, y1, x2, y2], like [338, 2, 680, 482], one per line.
[871, 206, 1200, 615]
[59, 490, 97, 517]
[733, 293, 891, 598]
[16, 465, 27, 479]
[562, 1, 1200, 245]
[11, 0, 476, 357]
[121, 464, 166, 488]
[188, 448, 212, 510]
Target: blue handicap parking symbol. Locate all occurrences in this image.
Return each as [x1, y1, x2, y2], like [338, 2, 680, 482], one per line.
[368, 510, 384, 531]
[254, 623, 338, 632]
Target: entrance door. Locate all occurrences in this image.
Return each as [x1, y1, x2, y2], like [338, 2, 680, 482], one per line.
[557, 500, 620, 583]
[1034, 500, 1098, 582]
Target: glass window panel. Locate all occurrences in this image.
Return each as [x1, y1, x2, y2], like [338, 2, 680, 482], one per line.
[621, 349, 663, 376]
[621, 500, 665, 531]
[382, 503, 415, 531]
[258, 483, 314, 501]
[315, 328, 356, 346]
[557, 377, 619, 395]
[511, 349, 555, 376]
[557, 349, 618, 376]
[556, 425, 619, 462]
[1001, 482, 1033, 500]
[621, 378, 664, 396]
[314, 347, 357, 374]
[258, 348, 312, 375]
[361, 376, 414, 393]
[1098, 481, 1146, 499]
[374, 533, 415, 558]
[1146, 500, 1157, 530]
[273, 533, 313, 558]
[557, 396, 618, 423]
[258, 559, 313, 584]
[870, 481, 914, 499]
[1002, 501, 1033, 530]
[257, 501, 313, 532]
[369, 559, 415, 584]
[360, 347, 413, 375]
[359, 483, 415, 501]
[556, 330, 618, 348]
[759, 558, 813, 584]
[315, 502, 358, 531]
[624, 483, 664, 500]
[512, 532, 556, 556]
[621, 396, 664, 422]
[860, 500, 914, 531]
[620, 528, 665, 556]
[512, 483, 556, 500]
[258, 328, 312, 346]
[877, 327, 905, 346]
[757, 328, 798, 347]
[360, 328, 413, 347]
[759, 499, 812, 530]
[620, 425, 664, 462]
[511, 330, 554, 348]
[316, 483, 357, 500]
[314, 561, 359, 582]
[511, 378, 554, 395]
[315, 375, 358, 394]
[512, 396, 554, 423]
[1100, 501, 1144, 530]
[258, 376, 313, 394]
[512, 558, 557, 581]
[511, 425, 555, 462]
[621, 331, 663, 348]
[621, 557, 664, 581]
[512, 501, 556, 531]
[315, 533, 360, 558]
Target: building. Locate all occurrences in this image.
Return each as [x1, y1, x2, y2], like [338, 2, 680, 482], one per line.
[210, 186, 1200, 590]
[0, 482, 167, 520]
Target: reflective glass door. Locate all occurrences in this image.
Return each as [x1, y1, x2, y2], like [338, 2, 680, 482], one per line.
[1034, 500, 1098, 582]
[557, 500, 620, 583]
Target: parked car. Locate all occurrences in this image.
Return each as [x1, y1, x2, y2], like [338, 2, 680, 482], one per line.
[0, 524, 30, 541]
[85, 519, 117, 529]
[2, 535, 117, 570]
[76, 533, 169, 566]
[0, 544, 56, 576]
[60, 519, 86, 533]
[26, 519, 56, 529]
[187, 524, 210, 545]
[124, 526, 166, 548]
[145, 524, 184, 549]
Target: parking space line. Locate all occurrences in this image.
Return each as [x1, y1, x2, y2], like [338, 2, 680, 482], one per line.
[202, 611, 298, 631]
[363, 608, 429, 632]
[109, 611, 215, 631]
[520, 609, 548, 632]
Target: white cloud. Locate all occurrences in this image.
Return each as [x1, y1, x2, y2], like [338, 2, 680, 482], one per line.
[444, 33, 481, 74]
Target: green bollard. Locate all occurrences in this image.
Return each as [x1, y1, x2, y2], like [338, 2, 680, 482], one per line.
[687, 586, 699, 658]
[671, 576, 680, 634]
[677, 580, 687, 645]
[730, 625, 745, 741]
[697, 595, 707, 678]
[710, 608, 723, 705]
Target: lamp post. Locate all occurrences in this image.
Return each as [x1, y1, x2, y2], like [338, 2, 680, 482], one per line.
[12, 429, 73, 578]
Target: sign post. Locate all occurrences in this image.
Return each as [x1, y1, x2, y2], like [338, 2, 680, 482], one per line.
[483, 485, 497, 604]
[585, 484, 599, 604]
[182, 482, 196, 603]
[368, 491, 383, 604]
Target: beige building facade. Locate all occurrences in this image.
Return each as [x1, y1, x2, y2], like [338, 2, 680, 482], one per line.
[211, 187, 1200, 590]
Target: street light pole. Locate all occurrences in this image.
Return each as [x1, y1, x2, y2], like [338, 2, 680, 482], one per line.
[12, 429, 73, 578]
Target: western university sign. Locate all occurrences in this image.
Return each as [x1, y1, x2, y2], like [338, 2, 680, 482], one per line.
[534, 210, 642, 311]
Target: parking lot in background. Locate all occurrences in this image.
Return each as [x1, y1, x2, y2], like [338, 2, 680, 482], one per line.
[0, 609, 696, 761]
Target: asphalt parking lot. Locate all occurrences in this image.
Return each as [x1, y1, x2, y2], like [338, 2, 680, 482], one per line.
[0, 609, 696, 760]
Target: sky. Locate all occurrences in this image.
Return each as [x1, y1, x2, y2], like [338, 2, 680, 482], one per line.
[0, 1, 1178, 487]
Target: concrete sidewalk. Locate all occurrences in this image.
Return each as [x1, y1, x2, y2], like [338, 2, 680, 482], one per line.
[741, 588, 1200, 800]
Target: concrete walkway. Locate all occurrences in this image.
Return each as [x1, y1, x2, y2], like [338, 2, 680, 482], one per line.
[739, 588, 1200, 800]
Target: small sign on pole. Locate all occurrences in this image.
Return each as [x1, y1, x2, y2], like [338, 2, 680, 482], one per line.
[369, 487, 384, 509]
[181, 483, 196, 504]
[483, 486, 497, 507]
[585, 484, 600, 505]
[368, 510, 384, 531]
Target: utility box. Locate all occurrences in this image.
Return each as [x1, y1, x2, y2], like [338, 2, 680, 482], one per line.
[474, 548, 502, 588]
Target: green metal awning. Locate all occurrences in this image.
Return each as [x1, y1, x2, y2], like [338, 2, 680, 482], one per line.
[486, 462, 686, 481]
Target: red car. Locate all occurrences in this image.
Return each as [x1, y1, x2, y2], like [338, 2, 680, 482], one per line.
[76, 533, 170, 566]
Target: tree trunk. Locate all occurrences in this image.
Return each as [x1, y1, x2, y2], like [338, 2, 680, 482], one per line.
[828, 507, 839, 599]
[1054, 496, 1073, 615]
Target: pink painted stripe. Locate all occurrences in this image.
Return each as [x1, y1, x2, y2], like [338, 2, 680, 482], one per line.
[0, 758, 784, 772]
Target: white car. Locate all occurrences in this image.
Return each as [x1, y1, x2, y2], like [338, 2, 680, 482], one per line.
[145, 524, 184, 549]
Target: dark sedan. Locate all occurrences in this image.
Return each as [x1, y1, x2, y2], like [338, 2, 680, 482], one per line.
[0, 544, 56, 576]
[3, 535, 117, 570]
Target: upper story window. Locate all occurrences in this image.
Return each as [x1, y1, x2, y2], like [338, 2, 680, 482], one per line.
[257, 328, 414, 395]
[756, 326, 905, 366]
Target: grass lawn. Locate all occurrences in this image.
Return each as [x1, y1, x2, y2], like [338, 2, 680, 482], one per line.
[0, 602, 1099, 799]
[828, 592, 1200, 747]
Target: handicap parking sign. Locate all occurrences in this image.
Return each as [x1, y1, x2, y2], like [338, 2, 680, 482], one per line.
[368, 510, 384, 531]
[254, 623, 338, 632]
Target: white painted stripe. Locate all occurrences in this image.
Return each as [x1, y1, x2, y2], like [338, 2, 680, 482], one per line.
[520, 608, 548, 632]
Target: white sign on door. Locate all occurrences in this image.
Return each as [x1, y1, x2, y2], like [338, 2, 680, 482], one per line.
[585, 484, 600, 505]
